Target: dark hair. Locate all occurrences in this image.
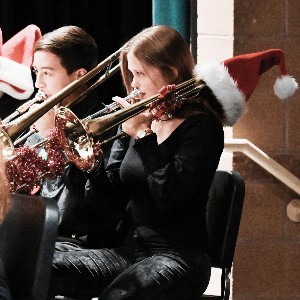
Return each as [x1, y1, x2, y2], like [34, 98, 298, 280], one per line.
[34, 25, 98, 74]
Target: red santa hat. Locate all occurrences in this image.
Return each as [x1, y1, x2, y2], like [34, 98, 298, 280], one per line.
[194, 49, 298, 126]
[0, 25, 41, 100]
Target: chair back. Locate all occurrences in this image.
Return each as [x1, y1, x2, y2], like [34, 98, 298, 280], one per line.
[206, 170, 245, 268]
[0, 193, 59, 300]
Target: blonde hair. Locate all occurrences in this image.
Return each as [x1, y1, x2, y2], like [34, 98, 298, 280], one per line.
[0, 149, 10, 223]
[120, 25, 195, 94]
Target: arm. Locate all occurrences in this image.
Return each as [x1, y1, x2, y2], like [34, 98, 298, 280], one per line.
[134, 116, 224, 212]
[106, 125, 130, 184]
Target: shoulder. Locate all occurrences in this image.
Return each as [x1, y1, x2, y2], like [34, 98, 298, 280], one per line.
[182, 113, 223, 134]
[178, 114, 224, 149]
[25, 132, 44, 145]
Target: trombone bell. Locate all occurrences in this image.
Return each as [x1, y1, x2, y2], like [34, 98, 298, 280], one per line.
[0, 127, 15, 157]
[55, 107, 95, 172]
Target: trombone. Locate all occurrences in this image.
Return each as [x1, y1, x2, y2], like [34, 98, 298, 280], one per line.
[5, 81, 137, 191]
[1, 47, 123, 192]
[55, 77, 206, 172]
[2, 90, 46, 124]
[0, 47, 123, 158]
[84, 88, 141, 120]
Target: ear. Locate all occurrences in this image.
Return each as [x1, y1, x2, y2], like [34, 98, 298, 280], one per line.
[75, 68, 87, 79]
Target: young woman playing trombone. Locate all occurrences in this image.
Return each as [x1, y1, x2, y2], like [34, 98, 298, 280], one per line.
[50, 25, 226, 300]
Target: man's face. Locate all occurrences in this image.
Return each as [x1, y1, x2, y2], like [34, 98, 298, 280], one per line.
[32, 50, 78, 99]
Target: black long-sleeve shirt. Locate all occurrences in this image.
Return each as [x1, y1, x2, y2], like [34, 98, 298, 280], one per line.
[120, 114, 224, 251]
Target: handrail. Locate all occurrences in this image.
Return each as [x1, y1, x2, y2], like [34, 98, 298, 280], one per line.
[224, 138, 300, 196]
[224, 138, 300, 222]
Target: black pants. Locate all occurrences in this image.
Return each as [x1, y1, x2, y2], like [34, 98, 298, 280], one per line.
[50, 246, 211, 300]
[0, 258, 11, 300]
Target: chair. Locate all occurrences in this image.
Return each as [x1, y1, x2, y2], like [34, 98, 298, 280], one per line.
[0, 193, 59, 300]
[53, 170, 245, 300]
[200, 170, 245, 300]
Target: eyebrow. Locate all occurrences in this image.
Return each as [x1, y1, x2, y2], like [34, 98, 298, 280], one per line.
[32, 66, 56, 71]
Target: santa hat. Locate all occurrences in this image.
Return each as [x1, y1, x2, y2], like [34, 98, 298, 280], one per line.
[194, 49, 298, 126]
[0, 25, 41, 100]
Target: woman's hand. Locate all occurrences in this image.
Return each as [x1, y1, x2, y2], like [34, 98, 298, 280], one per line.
[112, 96, 153, 138]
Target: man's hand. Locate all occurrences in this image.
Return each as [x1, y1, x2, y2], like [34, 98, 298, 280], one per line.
[29, 103, 56, 138]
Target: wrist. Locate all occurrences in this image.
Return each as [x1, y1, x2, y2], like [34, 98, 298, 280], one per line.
[136, 128, 153, 140]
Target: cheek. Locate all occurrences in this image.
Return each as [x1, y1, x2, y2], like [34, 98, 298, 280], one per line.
[51, 77, 74, 93]
[143, 86, 157, 99]
[147, 74, 170, 93]
[148, 82, 160, 93]
[146, 80, 169, 98]
[142, 79, 161, 95]
[156, 76, 170, 89]
[47, 81, 65, 95]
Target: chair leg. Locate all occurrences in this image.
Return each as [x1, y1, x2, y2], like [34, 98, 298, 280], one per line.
[68, 298, 92, 300]
[223, 268, 231, 300]
[55, 297, 92, 300]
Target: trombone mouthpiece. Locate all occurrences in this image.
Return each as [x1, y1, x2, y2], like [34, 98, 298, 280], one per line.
[125, 88, 143, 102]
[35, 90, 47, 101]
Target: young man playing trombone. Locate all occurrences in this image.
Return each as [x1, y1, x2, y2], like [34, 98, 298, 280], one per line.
[26, 25, 128, 250]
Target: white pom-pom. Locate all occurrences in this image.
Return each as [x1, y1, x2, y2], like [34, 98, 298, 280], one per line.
[274, 75, 298, 100]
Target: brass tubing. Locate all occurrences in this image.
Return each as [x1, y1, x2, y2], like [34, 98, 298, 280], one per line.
[4, 47, 122, 142]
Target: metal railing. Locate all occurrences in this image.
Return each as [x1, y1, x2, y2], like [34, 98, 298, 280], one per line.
[224, 138, 300, 222]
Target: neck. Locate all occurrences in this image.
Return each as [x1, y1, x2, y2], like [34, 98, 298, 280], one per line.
[151, 118, 185, 144]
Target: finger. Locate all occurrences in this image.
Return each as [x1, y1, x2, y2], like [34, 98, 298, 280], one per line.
[112, 96, 130, 108]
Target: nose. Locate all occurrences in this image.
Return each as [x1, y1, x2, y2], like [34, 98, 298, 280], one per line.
[34, 72, 45, 89]
[131, 76, 139, 90]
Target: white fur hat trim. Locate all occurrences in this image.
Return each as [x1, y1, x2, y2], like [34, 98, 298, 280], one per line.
[194, 61, 245, 126]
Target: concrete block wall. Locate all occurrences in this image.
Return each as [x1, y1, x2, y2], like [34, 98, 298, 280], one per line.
[197, 0, 300, 299]
[232, 1, 300, 299]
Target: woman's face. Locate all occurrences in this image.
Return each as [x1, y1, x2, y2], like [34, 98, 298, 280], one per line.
[127, 52, 171, 100]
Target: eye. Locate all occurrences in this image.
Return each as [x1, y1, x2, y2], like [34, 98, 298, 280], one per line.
[135, 71, 143, 77]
